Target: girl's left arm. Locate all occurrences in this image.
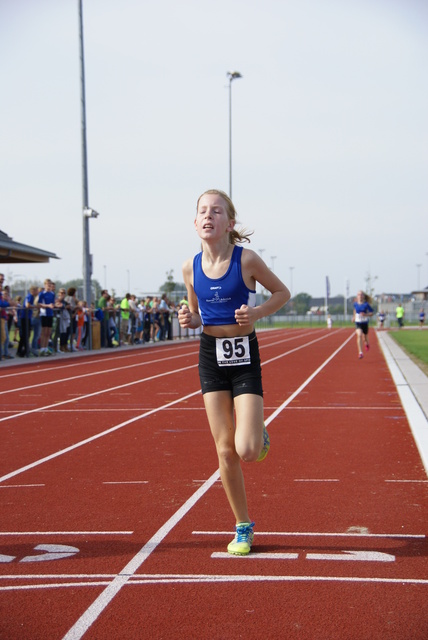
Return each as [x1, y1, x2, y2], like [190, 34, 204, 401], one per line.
[238, 249, 290, 323]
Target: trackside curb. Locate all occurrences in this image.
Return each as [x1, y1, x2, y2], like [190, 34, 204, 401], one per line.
[377, 330, 428, 476]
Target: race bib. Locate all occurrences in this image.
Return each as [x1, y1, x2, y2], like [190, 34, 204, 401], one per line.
[216, 336, 250, 367]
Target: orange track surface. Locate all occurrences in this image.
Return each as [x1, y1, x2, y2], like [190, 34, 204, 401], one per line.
[1, 328, 427, 639]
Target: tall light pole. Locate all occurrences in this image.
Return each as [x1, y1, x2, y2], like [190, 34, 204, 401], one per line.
[79, 0, 99, 304]
[227, 71, 242, 199]
[417, 263, 422, 290]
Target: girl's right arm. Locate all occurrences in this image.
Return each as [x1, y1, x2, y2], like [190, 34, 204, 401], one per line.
[178, 258, 201, 330]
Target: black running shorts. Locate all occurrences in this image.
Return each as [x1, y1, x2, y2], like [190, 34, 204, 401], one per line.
[355, 322, 369, 335]
[198, 330, 263, 398]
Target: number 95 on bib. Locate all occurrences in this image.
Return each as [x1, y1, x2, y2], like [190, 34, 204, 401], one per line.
[215, 336, 250, 367]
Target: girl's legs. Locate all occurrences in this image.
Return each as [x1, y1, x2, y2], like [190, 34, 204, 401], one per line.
[203, 391, 264, 524]
[356, 328, 363, 356]
[364, 327, 370, 349]
[234, 393, 264, 462]
[203, 390, 250, 525]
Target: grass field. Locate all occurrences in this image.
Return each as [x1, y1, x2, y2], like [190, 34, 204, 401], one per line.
[390, 329, 428, 375]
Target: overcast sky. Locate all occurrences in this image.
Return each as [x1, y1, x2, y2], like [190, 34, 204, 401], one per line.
[1, 0, 427, 299]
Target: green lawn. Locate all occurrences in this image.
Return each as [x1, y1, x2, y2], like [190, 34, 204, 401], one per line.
[390, 330, 428, 372]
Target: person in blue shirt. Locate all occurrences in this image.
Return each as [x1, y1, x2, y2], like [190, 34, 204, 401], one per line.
[377, 310, 386, 330]
[178, 189, 290, 556]
[352, 290, 374, 359]
[17, 286, 38, 357]
[38, 279, 55, 355]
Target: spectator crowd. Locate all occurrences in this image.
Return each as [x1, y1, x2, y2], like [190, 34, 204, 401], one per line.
[0, 272, 185, 360]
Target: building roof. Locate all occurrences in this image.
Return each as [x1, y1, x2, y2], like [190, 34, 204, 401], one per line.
[0, 230, 59, 264]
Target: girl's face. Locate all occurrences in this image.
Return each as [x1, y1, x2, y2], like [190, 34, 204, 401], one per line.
[195, 193, 234, 241]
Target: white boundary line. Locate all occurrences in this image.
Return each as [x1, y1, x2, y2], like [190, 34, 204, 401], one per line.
[192, 530, 425, 539]
[377, 331, 428, 475]
[61, 333, 353, 640]
[3, 574, 428, 591]
[0, 531, 132, 536]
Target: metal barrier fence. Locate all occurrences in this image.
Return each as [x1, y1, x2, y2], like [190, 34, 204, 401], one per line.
[0, 307, 204, 360]
[3, 306, 425, 361]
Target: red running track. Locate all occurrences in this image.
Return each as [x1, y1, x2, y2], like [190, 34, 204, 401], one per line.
[0, 328, 427, 639]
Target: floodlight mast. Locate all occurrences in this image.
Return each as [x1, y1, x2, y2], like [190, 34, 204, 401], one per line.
[79, 0, 96, 306]
[227, 71, 242, 199]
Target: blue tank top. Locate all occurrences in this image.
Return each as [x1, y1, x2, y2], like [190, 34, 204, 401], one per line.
[353, 301, 373, 323]
[193, 245, 256, 326]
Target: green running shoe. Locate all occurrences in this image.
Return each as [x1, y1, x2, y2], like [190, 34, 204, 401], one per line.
[227, 521, 255, 556]
[257, 424, 270, 462]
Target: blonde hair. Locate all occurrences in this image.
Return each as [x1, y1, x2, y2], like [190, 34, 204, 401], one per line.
[358, 290, 373, 305]
[197, 189, 253, 244]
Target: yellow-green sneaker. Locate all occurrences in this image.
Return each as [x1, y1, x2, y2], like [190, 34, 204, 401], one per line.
[227, 521, 255, 556]
[257, 424, 270, 462]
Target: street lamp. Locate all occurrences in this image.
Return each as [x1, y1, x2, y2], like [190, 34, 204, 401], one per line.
[227, 71, 242, 199]
[79, 0, 99, 306]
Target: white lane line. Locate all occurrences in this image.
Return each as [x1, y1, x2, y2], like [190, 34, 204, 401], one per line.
[2, 574, 428, 592]
[61, 334, 355, 640]
[294, 479, 339, 482]
[285, 406, 400, 410]
[1, 574, 117, 579]
[211, 551, 396, 562]
[213, 552, 299, 560]
[1, 332, 352, 485]
[0, 363, 199, 425]
[0, 345, 198, 384]
[0, 531, 133, 536]
[263, 333, 354, 427]
[262, 330, 345, 367]
[0, 389, 201, 483]
[0, 484, 45, 488]
[385, 479, 428, 483]
[0, 331, 331, 421]
[193, 531, 425, 539]
[61, 468, 220, 640]
[102, 481, 148, 485]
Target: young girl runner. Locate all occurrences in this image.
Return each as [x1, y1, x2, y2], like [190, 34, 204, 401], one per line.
[178, 189, 290, 555]
[352, 290, 374, 359]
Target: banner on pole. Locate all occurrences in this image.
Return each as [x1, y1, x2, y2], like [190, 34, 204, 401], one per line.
[326, 276, 330, 299]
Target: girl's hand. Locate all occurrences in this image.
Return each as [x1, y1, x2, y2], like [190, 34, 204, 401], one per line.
[178, 304, 192, 328]
[234, 304, 254, 327]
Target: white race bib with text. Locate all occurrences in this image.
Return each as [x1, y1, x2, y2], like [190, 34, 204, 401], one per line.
[215, 336, 250, 367]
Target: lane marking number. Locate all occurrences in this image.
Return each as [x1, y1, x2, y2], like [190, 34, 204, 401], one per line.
[212, 550, 396, 562]
[0, 544, 79, 563]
